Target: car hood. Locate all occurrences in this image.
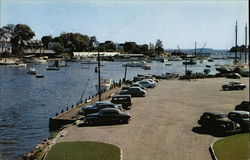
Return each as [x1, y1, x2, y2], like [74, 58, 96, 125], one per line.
[85, 112, 99, 117]
[83, 105, 94, 110]
[120, 90, 128, 93]
[217, 118, 233, 123]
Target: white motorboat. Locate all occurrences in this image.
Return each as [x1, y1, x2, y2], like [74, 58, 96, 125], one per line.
[27, 67, 36, 74]
[95, 78, 113, 92]
[141, 64, 151, 70]
[35, 73, 44, 78]
[33, 57, 47, 64]
[165, 62, 172, 66]
[168, 56, 182, 61]
[122, 61, 146, 67]
[0, 59, 17, 65]
[81, 58, 98, 64]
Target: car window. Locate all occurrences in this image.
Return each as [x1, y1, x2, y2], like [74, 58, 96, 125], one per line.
[216, 114, 226, 118]
[102, 110, 119, 115]
[242, 114, 250, 118]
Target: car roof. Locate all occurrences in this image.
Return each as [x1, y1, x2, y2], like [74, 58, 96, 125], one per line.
[203, 112, 224, 116]
[101, 108, 120, 112]
[229, 111, 250, 115]
[129, 86, 141, 89]
[112, 95, 131, 98]
[95, 101, 112, 104]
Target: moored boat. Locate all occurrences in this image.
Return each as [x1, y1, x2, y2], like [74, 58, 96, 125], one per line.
[165, 62, 172, 66]
[95, 78, 113, 92]
[122, 61, 146, 67]
[141, 64, 151, 70]
[35, 73, 44, 78]
[183, 59, 197, 65]
[27, 67, 36, 74]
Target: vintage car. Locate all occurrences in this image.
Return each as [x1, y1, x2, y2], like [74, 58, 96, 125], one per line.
[228, 111, 250, 132]
[111, 95, 132, 109]
[235, 101, 250, 112]
[222, 81, 246, 91]
[130, 83, 147, 90]
[122, 84, 147, 91]
[136, 79, 156, 88]
[120, 87, 147, 97]
[82, 101, 123, 115]
[226, 73, 241, 79]
[85, 108, 131, 124]
[198, 112, 240, 134]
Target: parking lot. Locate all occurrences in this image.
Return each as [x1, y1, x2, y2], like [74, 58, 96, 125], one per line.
[55, 77, 249, 160]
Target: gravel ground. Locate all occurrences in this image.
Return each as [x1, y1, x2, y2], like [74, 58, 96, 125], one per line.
[55, 77, 249, 160]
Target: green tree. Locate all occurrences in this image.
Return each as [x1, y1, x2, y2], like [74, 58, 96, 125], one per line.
[124, 42, 138, 54]
[99, 41, 116, 52]
[41, 35, 53, 49]
[11, 24, 35, 54]
[155, 39, 164, 55]
[54, 32, 90, 52]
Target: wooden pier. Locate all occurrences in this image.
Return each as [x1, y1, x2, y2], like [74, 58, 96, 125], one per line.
[49, 85, 122, 130]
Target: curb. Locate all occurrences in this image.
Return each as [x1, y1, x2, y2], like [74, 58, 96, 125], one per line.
[209, 139, 219, 160]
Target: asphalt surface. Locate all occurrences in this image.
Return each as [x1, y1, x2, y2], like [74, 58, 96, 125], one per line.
[55, 78, 249, 160]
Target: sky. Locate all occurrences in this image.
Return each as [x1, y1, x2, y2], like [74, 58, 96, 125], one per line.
[0, 0, 249, 49]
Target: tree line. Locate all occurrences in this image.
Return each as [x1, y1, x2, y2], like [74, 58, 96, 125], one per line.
[0, 23, 165, 57]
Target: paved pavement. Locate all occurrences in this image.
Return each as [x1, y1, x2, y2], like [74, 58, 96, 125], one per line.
[55, 78, 249, 160]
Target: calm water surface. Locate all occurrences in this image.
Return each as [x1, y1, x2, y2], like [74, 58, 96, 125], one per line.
[0, 58, 235, 159]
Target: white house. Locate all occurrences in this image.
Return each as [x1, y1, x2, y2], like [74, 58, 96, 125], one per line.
[0, 33, 12, 54]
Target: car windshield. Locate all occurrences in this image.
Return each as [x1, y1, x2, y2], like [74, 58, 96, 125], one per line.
[216, 114, 227, 118]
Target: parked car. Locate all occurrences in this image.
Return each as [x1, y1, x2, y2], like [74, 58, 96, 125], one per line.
[111, 95, 132, 109]
[82, 101, 123, 115]
[235, 101, 250, 112]
[226, 73, 241, 79]
[120, 87, 147, 97]
[222, 81, 246, 91]
[85, 108, 131, 124]
[228, 111, 250, 132]
[137, 79, 156, 88]
[198, 112, 240, 134]
[130, 83, 147, 90]
[122, 84, 147, 91]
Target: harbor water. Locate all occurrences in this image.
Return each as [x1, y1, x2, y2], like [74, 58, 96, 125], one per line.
[0, 57, 240, 159]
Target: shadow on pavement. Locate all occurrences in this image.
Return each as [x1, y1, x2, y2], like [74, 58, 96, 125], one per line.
[192, 126, 242, 138]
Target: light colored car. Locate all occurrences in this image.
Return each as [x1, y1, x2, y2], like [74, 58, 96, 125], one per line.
[138, 79, 156, 88]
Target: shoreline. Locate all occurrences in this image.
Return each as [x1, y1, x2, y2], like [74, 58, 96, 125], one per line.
[38, 77, 249, 160]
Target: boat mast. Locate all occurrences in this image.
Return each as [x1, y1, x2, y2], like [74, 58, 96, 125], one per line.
[194, 41, 197, 57]
[98, 51, 101, 101]
[235, 21, 238, 63]
[245, 23, 248, 64]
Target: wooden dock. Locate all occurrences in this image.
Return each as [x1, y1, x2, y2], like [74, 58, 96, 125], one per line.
[49, 85, 122, 130]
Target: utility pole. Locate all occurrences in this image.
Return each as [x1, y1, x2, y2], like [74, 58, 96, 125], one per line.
[97, 51, 101, 101]
[245, 23, 248, 64]
[124, 64, 127, 82]
[194, 41, 197, 57]
[235, 21, 238, 63]
[185, 54, 187, 77]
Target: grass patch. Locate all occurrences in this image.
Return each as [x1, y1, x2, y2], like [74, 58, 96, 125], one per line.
[45, 141, 120, 160]
[213, 133, 250, 160]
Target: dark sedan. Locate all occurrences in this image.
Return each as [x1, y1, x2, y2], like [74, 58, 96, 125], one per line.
[82, 101, 123, 115]
[198, 112, 240, 134]
[120, 87, 147, 97]
[228, 111, 250, 132]
[85, 108, 131, 124]
[235, 101, 250, 112]
[222, 81, 246, 91]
